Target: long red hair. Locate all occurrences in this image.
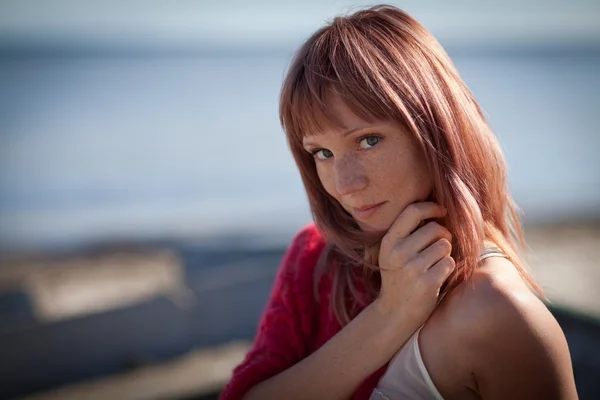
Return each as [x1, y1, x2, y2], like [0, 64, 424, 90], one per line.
[279, 5, 542, 326]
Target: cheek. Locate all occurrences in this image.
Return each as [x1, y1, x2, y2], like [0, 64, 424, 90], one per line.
[380, 154, 432, 200]
[315, 165, 338, 199]
[413, 157, 434, 195]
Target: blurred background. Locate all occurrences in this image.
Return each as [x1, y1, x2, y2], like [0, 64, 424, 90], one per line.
[0, 0, 598, 399]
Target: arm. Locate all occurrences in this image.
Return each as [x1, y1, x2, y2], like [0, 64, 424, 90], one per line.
[242, 300, 420, 400]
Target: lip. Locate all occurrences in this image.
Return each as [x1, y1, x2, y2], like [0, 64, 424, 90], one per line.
[352, 202, 386, 219]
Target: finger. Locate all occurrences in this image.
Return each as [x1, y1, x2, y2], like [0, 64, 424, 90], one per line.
[409, 237, 452, 269]
[427, 256, 455, 286]
[402, 222, 452, 254]
[382, 202, 446, 245]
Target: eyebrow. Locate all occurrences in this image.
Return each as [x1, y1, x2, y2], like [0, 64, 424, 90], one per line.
[302, 124, 387, 148]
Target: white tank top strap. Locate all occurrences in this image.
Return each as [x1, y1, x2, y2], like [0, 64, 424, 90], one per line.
[413, 327, 445, 400]
[371, 327, 444, 400]
[479, 246, 508, 262]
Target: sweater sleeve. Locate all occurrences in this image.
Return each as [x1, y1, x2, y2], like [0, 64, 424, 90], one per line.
[219, 224, 325, 400]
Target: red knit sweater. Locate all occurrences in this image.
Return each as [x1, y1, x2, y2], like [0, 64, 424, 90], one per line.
[220, 223, 387, 400]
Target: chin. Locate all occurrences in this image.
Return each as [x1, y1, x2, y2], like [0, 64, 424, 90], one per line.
[357, 219, 391, 234]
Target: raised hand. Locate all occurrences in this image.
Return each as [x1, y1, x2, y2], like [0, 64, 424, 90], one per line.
[375, 202, 454, 329]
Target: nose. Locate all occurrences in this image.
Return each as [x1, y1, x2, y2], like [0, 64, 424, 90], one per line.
[334, 154, 368, 196]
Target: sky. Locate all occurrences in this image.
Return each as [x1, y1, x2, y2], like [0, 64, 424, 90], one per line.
[1, 0, 599, 50]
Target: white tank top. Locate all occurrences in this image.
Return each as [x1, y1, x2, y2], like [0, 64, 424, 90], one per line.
[370, 247, 507, 400]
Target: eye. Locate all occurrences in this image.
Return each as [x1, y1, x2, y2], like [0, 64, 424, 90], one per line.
[312, 148, 334, 160]
[359, 135, 381, 149]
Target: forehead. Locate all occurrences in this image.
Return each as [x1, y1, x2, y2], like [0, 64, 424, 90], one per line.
[328, 95, 376, 129]
[302, 94, 382, 144]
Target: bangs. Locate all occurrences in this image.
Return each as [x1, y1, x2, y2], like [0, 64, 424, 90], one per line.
[280, 20, 404, 146]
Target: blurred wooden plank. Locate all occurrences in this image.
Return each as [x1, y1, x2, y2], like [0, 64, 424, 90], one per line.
[0, 250, 190, 322]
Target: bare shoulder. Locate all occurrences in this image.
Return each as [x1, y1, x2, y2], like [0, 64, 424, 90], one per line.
[445, 256, 551, 337]
[441, 257, 578, 399]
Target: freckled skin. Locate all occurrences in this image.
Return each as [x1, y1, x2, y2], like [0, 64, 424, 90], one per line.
[303, 95, 433, 232]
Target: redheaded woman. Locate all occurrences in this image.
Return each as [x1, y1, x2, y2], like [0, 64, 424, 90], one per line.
[221, 5, 577, 400]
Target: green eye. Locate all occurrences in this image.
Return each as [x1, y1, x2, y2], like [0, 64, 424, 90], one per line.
[314, 149, 333, 160]
[360, 135, 380, 149]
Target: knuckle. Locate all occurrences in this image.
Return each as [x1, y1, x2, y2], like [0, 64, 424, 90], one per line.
[390, 243, 408, 262]
[430, 257, 454, 278]
[404, 253, 422, 268]
[404, 258, 422, 272]
[380, 234, 393, 250]
[439, 225, 450, 236]
[443, 256, 456, 270]
[407, 266, 420, 276]
[443, 229, 453, 242]
[425, 221, 442, 236]
[405, 203, 421, 219]
[437, 238, 452, 253]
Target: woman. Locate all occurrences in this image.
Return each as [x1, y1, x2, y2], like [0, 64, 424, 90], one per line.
[221, 5, 577, 400]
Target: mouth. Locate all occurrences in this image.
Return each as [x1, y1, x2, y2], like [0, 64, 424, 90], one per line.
[351, 202, 386, 220]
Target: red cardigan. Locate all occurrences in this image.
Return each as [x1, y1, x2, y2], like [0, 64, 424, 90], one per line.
[220, 223, 387, 399]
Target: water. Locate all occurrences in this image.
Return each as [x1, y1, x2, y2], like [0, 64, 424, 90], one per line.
[1, 49, 599, 251]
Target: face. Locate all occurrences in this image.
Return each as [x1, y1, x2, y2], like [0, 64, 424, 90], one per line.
[302, 95, 433, 232]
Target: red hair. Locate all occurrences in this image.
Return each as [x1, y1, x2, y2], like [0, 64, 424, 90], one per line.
[279, 5, 543, 325]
